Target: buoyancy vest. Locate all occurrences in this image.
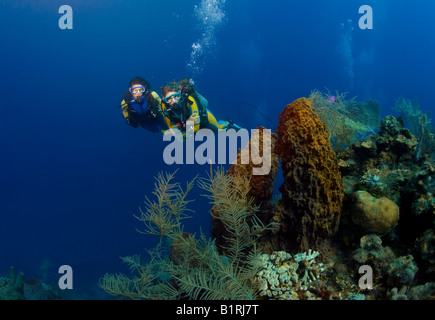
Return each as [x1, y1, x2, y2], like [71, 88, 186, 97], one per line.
[161, 95, 208, 134]
[120, 91, 162, 121]
[191, 92, 209, 129]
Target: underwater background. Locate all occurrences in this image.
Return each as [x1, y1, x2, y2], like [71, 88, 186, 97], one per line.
[0, 0, 434, 299]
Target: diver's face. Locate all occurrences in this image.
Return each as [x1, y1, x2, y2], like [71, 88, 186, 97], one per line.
[130, 84, 145, 100]
[164, 90, 181, 107]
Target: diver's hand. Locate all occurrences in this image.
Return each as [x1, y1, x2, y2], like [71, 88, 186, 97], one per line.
[148, 105, 160, 118]
[187, 115, 200, 125]
[125, 116, 139, 128]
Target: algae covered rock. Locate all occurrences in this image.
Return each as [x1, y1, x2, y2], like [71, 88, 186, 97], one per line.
[352, 190, 399, 234]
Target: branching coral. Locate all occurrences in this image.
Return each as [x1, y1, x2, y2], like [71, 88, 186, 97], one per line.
[99, 255, 172, 300]
[99, 169, 274, 300]
[198, 167, 274, 262]
[134, 170, 195, 238]
[218, 127, 279, 254]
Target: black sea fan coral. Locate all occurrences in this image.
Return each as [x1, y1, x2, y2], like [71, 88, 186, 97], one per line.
[310, 89, 380, 151]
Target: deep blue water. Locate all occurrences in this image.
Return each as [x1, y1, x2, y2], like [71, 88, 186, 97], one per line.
[0, 0, 434, 299]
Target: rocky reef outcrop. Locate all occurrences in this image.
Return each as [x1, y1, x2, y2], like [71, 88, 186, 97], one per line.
[338, 114, 435, 247]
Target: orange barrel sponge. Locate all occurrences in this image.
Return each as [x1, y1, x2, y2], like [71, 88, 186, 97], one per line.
[274, 97, 344, 251]
[226, 126, 279, 205]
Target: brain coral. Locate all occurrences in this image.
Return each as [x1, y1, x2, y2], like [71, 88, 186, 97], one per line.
[352, 190, 399, 234]
[274, 97, 344, 252]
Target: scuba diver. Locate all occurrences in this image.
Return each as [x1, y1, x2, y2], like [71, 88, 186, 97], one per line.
[120, 77, 165, 132]
[160, 79, 241, 137]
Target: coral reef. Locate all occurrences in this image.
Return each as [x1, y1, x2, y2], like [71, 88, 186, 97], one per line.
[388, 282, 435, 300]
[332, 106, 435, 299]
[255, 250, 327, 300]
[394, 97, 435, 160]
[337, 114, 435, 254]
[0, 266, 61, 300]
[338, 115, 433, 209]
[273, 97, 344, 253]
[415, 228, 435, 274]
[101, 93, 435, 300]
[349, 234, 434, 299]
[352, 234, 396, 275]
[23, 278, 47, 300]
[387, 255, 419, 286]
[0, 267, 24, 300]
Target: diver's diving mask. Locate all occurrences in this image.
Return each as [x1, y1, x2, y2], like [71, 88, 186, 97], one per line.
[164, 92, 181, 104]
[130, 85, 146, 94]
